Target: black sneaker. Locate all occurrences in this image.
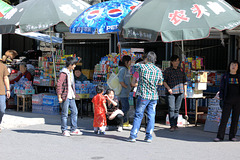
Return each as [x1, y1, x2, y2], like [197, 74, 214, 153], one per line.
[169, 126, 175, 132]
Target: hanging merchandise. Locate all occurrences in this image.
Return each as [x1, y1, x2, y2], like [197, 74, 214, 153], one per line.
[182, 56, 207, 98]
[33, 50, 69, 87]
[93, 52, 120, 84]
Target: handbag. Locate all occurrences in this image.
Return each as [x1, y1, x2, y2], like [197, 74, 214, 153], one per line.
[107, 68, 126, 96]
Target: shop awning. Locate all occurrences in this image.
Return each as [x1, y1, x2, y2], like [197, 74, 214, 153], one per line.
[15, 29, 62, 44]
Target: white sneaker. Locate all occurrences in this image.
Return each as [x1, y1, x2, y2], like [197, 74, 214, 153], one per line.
[127, 138, 136, 142]
[62, 130, 70, 137]
[117, 126, 123, 132]
[70, 129, 83, 136]
[144, 138, 152, 143]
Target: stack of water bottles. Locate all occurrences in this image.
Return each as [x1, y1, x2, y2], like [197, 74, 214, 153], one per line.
[32, 93, 59, 115]
[42, 94, 59, 115]
[75, 81, 101, 99]
[187, 81, 195, 98]
[14, 77, 35, 95]
[32, 94, 44, 114]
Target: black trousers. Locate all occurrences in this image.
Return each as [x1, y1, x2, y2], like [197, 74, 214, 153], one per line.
[217, 102, 240, 140]
[133, 97, 137, 110]
[107, 114, 123, 126]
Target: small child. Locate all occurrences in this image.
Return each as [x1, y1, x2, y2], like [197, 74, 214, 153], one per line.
[92, 85, 107, 135]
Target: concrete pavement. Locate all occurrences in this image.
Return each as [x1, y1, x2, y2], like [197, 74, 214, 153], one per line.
[0, 110, 240, 160]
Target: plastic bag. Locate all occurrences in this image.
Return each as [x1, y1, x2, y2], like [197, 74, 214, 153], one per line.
[107, 72, 122, 96]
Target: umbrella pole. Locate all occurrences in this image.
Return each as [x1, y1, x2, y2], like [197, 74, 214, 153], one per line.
[181, 40, 186, 62]
[0, 34, 2, 58]
[50, 27, 57, 86]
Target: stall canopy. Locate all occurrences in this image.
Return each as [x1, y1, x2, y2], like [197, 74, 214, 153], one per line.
[119, 0, 240, 42]
[15, 29, 63, 44]
[0, 0, 90, 34]
[70, 0, 140, 34]
[0, 0, 12, 19]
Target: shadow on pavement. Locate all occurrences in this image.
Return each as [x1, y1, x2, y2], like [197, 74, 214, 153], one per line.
[154, 125, 216, 142]
[81, 130, 128, 142]
[12, 129, 61, 136]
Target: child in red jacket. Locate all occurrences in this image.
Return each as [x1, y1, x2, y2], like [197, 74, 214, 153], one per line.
[92, 85, 107, 135]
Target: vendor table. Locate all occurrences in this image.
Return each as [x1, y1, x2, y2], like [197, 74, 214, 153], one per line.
[33, 85, 55, 94]
[186, 97, 206, 126]
[75, 97, 92, 118]
[17, 94, 32, 112]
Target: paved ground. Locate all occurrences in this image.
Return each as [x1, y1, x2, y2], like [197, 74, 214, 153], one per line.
[1, 110, 240, 160]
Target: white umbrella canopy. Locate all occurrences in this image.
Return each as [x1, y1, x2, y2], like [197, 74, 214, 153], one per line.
[0, 0, 90, 85]
[0, 0, 91, 33]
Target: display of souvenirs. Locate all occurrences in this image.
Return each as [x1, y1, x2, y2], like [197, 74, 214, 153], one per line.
[183, 56, 204, 79]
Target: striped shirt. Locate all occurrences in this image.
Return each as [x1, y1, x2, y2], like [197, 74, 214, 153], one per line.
[163, 66, 187, 94]
[135, 63, 163, 100]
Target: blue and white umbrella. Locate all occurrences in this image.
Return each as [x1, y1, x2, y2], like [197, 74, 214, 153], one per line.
[70, 0, 140, 34]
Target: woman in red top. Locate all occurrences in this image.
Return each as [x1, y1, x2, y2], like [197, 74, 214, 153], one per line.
[92, 85, 107, 135]
[10, 63, 32, 84]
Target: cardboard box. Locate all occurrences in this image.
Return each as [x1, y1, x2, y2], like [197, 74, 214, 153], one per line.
[194, 82, 207, 90]
[199, 71, 208, 82]
[76, 94, 90, 99]
[82, 69, 92, 80]
[188, 90, 203, 98]
[197, 114, 207, 124]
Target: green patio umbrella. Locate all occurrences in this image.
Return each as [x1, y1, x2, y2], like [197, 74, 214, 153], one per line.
[119, 0, 240, 42]
[0, 0, 12, 19]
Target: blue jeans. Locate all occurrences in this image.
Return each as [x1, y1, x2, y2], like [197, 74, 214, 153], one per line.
[167, 93, 184, 127]
[119, 97, 129, 123]
[0, 95, 6, 124]
[61, 98, 78, 132]
[130, 97, 157, 140]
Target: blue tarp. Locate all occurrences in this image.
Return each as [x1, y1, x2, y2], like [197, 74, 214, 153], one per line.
[15, 29, 62, 43]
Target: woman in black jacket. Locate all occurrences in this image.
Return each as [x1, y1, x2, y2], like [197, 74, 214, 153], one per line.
[105, 89, 124, 132]
[214, 60, 240, 142]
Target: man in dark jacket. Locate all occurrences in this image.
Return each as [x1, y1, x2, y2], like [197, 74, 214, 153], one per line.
[74, 65, 87, 82]
[57, 57, 82, 137]
[163, 55, 187, 132]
